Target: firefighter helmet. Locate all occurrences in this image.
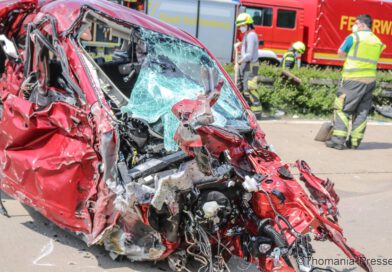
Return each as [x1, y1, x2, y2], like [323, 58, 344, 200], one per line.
[236, 13, 253, 27]
[292, 41, 306, 54]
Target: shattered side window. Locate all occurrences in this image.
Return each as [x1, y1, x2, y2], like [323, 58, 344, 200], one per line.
[121, 28, 249, 151]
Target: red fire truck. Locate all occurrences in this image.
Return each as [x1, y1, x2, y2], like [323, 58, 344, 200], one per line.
[240, 0, 392, 69]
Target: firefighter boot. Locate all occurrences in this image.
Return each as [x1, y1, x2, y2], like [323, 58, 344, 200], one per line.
[325, 139, 346, 150]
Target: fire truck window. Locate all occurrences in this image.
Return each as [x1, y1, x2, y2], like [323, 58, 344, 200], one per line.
[245, 7, 273, 27]
[277, 9, 296, 29]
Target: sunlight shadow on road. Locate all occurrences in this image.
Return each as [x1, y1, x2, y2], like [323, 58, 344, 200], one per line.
[358, 142, 392, 150]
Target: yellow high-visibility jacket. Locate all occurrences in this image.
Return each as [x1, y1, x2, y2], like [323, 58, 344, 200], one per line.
[342, 31, 386, 78]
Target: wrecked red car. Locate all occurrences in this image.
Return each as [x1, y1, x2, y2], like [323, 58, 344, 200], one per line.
[0, 0, 372, 271]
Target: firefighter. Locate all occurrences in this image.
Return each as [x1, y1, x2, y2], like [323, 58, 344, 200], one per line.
[281, 41, 306, 69]
[235, 13, 262, 119]
[326, 14, 386, 150]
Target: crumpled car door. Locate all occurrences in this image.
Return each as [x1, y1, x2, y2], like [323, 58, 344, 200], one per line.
[0, 13, 99, 234]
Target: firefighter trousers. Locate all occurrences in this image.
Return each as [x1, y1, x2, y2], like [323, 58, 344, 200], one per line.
[331, 79, 376, 147]
[237, 62, 262, 116]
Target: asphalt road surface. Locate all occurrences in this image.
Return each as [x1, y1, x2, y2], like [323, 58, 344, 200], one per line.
[0, 120, 391, 272]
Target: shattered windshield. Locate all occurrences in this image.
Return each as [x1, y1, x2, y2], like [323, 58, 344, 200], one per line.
[121, 29, 249, 151]
[78, 17, 249, 151]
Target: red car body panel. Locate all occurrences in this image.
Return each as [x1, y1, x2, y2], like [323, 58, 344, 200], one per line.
[0, 0, 37, 37]
[0, 95, 97, 232]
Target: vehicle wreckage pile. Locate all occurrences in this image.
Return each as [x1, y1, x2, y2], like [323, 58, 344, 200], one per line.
[0, 0, 372, 271]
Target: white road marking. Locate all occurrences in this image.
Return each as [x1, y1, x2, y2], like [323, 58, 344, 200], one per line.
[33, 239, 55, 267]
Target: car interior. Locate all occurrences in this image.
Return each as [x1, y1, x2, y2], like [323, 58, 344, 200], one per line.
[76, 11, 144, 108]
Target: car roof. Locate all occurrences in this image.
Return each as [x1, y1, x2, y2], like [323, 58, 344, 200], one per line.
[39, 0, 199, 45]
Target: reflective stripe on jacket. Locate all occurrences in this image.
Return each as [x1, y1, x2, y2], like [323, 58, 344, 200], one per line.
[342, 31, 386, 78]
[282, 51, 295, 69]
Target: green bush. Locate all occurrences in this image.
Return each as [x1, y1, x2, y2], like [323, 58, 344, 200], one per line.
[224, 63, 392, 117]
